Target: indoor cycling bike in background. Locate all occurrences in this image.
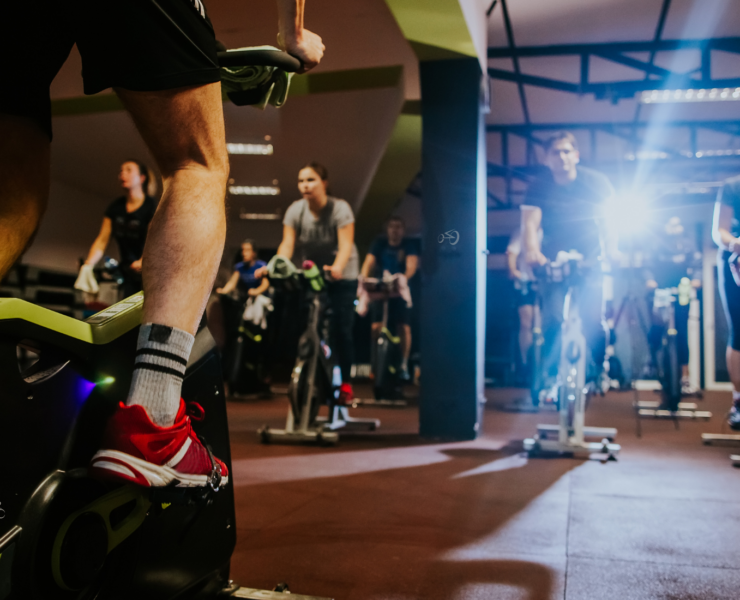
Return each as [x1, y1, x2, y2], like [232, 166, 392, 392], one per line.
[0, 46, 333, 600]
[357, 274, 410, 406]
[634, 281, 710, 431]
[523, 252, 621, 460]
[258, 257, 379, 445]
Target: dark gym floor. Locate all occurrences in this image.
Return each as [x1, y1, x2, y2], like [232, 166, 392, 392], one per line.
[225, 386, 740, 600]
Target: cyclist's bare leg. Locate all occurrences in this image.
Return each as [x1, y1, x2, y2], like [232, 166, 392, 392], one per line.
[0, 115, 50, 278]
[401, 323, 412, 360]
[115, 83, 229, 335]
[518, 304, 534, 364]
[206, 297, 227, 350]
[726, 346, 740, 393]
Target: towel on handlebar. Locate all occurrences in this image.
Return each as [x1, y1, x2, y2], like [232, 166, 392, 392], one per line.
[243, 294, 273, 330]
[74, 264, 99, 294]
[355, 272, 412, 317]
[220, 46, 293, 109]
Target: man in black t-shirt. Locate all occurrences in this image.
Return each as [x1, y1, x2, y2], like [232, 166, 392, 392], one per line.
[521, 131, 615, 389]
[361, 216, 419, 380]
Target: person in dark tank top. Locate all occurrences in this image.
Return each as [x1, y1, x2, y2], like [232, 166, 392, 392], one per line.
[81, 160, 157, 298]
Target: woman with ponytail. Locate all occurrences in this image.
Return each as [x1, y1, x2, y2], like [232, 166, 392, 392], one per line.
[82, 160, 157, 297]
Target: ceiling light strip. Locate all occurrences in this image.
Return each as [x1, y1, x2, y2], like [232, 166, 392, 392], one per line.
[639, 87, 740, 104]
[227, 143, 274, 155]
[229, 185, 280, 196]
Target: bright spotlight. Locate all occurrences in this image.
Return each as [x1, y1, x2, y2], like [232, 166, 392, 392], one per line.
[603, 192, 652, 237]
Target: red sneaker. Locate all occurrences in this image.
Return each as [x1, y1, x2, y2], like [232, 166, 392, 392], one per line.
[90, 400, 228, 489]
[338, 382, 354, 406]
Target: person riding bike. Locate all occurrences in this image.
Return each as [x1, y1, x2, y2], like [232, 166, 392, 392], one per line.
[81, 160, 157, 298]
[521, 131, 615, 401]
[256, 162, 359, 405]
[644, 216, 702, 396]
[207, 239, 269, 351]
[360, 215, 419, 381]
[0, 0, 324, 488]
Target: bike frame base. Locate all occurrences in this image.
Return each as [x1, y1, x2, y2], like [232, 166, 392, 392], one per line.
[701, 433, 740, 467]
[316, 406, 379, 431]
[536, 424, 617, 441]
[257, 408, 339, 445]
[524, 436, 621, 459]
[228, 586, 333, 599]
[352, 398, 408, 408]
[636, 401, 711, 420]
[701, 433, 740, 445]
[257, 426, 339, 445]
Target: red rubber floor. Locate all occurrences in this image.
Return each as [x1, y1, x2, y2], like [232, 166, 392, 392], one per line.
[225, 385, 740, 600]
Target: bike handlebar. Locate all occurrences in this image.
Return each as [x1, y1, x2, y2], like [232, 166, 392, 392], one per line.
[217, 49, 303, 73]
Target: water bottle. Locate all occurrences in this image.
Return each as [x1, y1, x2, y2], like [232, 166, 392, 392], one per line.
[678, 277, 691, 306]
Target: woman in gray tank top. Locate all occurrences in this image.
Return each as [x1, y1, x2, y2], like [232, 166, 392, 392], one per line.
[262, 162, 359, 404]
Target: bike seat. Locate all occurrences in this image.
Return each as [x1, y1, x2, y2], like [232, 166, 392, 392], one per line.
[0, 294, 142, 356]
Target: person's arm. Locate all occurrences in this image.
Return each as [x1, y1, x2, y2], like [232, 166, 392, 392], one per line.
[217, 271, 240, 294]
[713, 201, 737, 252]
[506, 249, 521, 279]
[248, 276, 271, 297]
[277, 225, 296, 259]
[275, 0, 325, 73]
[521, 206, 546, 265]
[361, 253, 376, 278]
[328, 223, 354, 280]
[405, 254, 419, 280]
[84, 218, 112, 266]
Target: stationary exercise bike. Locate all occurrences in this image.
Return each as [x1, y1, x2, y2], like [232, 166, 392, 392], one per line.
[258, 258, 378, 445]
[523, 252, 621, 459]
[222, 294, 272, 398]
[0, 47, 333, 600]
[634, 283, 710, 425]
[362, 274, 408, 403]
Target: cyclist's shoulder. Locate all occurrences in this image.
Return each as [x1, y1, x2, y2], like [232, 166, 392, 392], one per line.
[722, 175, 740, 196]
[402, 237, 419, 254]
[576, 166, 613, 191]
[329, 197, 353, 214]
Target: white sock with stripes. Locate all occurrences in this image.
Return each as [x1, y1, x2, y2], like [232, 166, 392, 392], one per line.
[127, 323, 194, 427]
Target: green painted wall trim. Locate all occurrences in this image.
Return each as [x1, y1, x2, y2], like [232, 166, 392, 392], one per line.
[355, 112, 422, 254]
[290, 65, 403, 97]
[385, 0, 478, 61]
[51, 66, 404, 117]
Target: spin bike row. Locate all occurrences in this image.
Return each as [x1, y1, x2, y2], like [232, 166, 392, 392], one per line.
[513, 249, 723, 462]
[253, 256, 409, 445]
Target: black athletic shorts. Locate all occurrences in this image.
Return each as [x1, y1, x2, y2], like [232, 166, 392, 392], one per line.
[0, 0, 220, 139]
[718, 251, 740, 351]
[370, 296, 410, 326]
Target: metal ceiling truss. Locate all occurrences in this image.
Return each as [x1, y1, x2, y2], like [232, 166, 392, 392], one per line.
[487, 37, 740, 103]
[486, 0, 740, 208]
[486, 121, 740, 208]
